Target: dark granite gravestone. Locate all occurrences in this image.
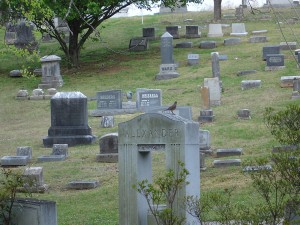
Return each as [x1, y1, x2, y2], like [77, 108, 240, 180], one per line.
[67, 181, 99, 190]
[237, 109, 251, 119]
[266, 54, 284, 66]
[224, 38, 241, 46]
[96, 90, 122, 109]
[185, 25, 200, 38]
[14, 21, 38, 52]
[262, 45, 280, 61]
[129, 37, 149, 51]
[166, 26, 180, 39]
[249, 36, 267, 43]
[198, 109, 214, 122]
[136, 88, 162, 109]
[200, 41, 216, 49]
[43, 92, 96, 147]
[142, 27, 155, 40]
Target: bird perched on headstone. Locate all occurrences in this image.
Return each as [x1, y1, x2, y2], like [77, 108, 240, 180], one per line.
[163, 101, 177, 115]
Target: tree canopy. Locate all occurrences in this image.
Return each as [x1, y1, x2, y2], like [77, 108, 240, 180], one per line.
[0, 0, 204, 68]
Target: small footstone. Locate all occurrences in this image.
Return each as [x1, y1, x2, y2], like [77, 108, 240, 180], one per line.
[67, 180, 99, 190]
[213, 159, 241, 167]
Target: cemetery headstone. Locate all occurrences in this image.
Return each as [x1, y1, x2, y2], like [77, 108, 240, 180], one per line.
[1, 156, 29, 166]
[211, 52, 220, 79]
[280, 76, 300, 87]
[200, 86, 210, 109]
[129, 37, 149, 52]
[216, 148, 243, 157]
[9, 198, 57, 225]
[14, 21, 38, 52]
[241, 80, 262, 90]
[16, 89, 29, 100]
[156, 32, 179, 80]
[9, 70, 22, 78]
[16, 146, 32, 160]
[43, 92, 96, 147]
[100, 116, 115, 128]
[37, 155, 66, 162]
[230, 23, 248, 36]
[224, 38, 241, 46]
[187, 54, 199, 65]
[252, 30, 268, 34]
[200, 41, 216, 49]
[249, 36, 268, 43]
[67, 181, 99, 190]
[207, 24, 223, 37]
[96, 90, 122, 109]
[237, 109, 251, 119]
[142, 28, 155, 40]
[30, 88, 44, 100]
[292, 78, 300, 99]
[136, 88, 162, 109]
[96, 133, 118, 163]
[23, 167, 48, 193]
[5, 22, 16, 45]
[185, 25, 200, 38]
[280, 41, 297, 50]
[39, 55, 63, 89]
[200, 152, 206, 171]
[118, 113, 200, 225]
[213, 159, 241, 167]
[204, 77, 221, 106]
[265, 54, 285, 71]
[262, 45, 280, 61]
[235, 6, 244, 20]
[199, 129, 212, 154]
[198, 109, 214, 123]
[166, 26, 180, 39]
[175, 42, 192, 48]
[52, 144, 68, 156]
[237, 70, 257, 76]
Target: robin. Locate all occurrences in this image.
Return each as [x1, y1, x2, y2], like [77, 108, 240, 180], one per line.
[164, 101, 177, 115]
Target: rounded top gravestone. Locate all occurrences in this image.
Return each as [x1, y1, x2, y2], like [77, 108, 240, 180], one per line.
[40, 55, 61, 63]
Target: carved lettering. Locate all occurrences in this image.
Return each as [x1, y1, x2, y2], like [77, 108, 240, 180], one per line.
[123, 128, 180, 139]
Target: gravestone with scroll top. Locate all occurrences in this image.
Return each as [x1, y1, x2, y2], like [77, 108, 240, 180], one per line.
[118, 113, 200, 225]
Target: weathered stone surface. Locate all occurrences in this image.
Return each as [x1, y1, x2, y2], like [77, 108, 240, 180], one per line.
[136, 88, 162, 109]
[237, 109, 251, 119]
[237, 70, 257, 76]
[99, 133, 118, 154]
[187, 54, 199, 65]
[198, 109, 214, 122]
[241, 80, 261, 90]
[142, 27, 155, 40]
[200, 86, 210, 109]
[175, 42, 192, 48]
[52, 144, 68, 156]
[39, 55, 63, 89]
[280, 41, 297, 50]
[204, 77, 221, 106]
[67, 180, 99, 190]
[230, 23, 248, 36]
[224, 38, 241, 46]
[216, 148, 243, 157]
[9, 70, 22, 77]
[249, 36, 267, 43]
[262, 45, 280, 61]
[199, 129, 211, 151]
[272, 145, 299, 153]
[185, 25, 200, 38]
[280, 76, 300, 87]
[166, 26, 180, 39]
[16, 146, 32, 160]
[213, 159, 241, 167]
[96, 153, 118, 163]
[207, 24, 223, 37]
[200, 41, 216, 49]
[1, 156, 28, 166]
[37, 155, 66, 162]
[100, 116, 115, 128]
[129, 37, 149, 52]
[266, 54, 284, 67]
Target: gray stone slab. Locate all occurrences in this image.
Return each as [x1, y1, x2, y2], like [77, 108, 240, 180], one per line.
[96, 90, 122, 109]
[280, 41, 297, 50]
[16, 146, 32, 160]
[96, 153, 118, 163]
[185, 25, 200, 38]
[204, 77, 221, 106]
[199, 130, 211, 150]
[249, 36, 268, 43]
[243, 165, 272, 172]
[237, 70, 257, 76]
[143, 27, 155, 40]
[129, 37, 149, 52]
[262, 45, 280, 61]
[37, 155, 66, 162]
[207, 24, 223, 37]
[187, 54, 199, 65]
[213, 159, 241, 167]
[241, 80, 262, 90]
[99, 133, 118, 154]
[272, 145, 299, 153]
[9, 70, 22, 77]
[1, 156, 28, 166]
[166, 26, 180, 39]
[219, 55, 228, 61]
[67, 180, 99, 190]
[252, 30, 268, 34]
[216, 148, 243, 157]
[230, 23, 248, 36]
[52, 144, 68, 156]
[280, 76, 300, 87]
[200, 41, 216, 49]
[175, 42, 192, 48]
[136, 88, 162, 109]
[224, 38, 241, 46]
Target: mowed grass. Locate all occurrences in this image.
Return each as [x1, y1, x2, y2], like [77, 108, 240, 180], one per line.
[0, 7, 300, 224]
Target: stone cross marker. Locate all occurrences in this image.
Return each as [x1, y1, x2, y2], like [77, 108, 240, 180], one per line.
[118, 113, 200, 225]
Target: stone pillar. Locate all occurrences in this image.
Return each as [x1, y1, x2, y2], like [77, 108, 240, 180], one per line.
[39, 55, 63, 89]
[211, 52, 220, 79]
[43, 92, 96, 147]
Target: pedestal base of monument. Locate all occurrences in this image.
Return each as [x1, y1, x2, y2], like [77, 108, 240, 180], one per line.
[156, 64, 179, 80]
[96, 153, 118, 163]
[43, 135, 96, 147]
[198, 109, 214, 122]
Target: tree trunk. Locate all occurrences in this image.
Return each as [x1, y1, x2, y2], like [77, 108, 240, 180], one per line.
[214, 0, 222, 21]
[67, 20, 81, 68]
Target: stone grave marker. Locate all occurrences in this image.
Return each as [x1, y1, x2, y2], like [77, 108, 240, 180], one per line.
[213, 159, 241, 167]
[129, 37, 149, 52]
[280, 41, 297, 50]
[237, 109, 251, 119]
[16, 89, 29, 100]
[199, 129, 212, 154]
[249, 36, 268, 43]
[280, 76, 300, 87]
[37, 155, 66, 162]
[23, 167, 48, 193]
[1, 156, 29, 166]
[136, 88, 162, 109]
[9, 198, 57, 225]
[14, 21, 38, 52]
[262, 45, 280, 61]
[67, 181, 99, 190]
[272, 145, 298, 153]
[241, 80, 262, 90]
[39, 55, 63, 89]
[100, 116, 115, 128]
[142, 27, 155, 40]
[9, 70, 22, 78]
[219, 55, 228, 61]
[207, 24, 223, 37]
[252, 30, 268, 34]
[198, 109, 214, 123]
[16, 146, 32, 160]
[52, 144, 68, 156]
[211, 52, 220, 79]
[187, 54, 199, 65]
[235, 6, 244, 20]
[96, 90, 122, 109]
[156, 32, 179, 80]
[292, 79, 300, 99]
[166, 26, 180, 39]
[96, 133, 118, 163]
[118, 113, 200, 225]
[216, 148, 243, 157]
[200, 152, 206, 171]
[200, 86, 210, 109]
[200, 41, 216, 49]
[5, 22, 17, 45]
[265, 54, 285, 71]
[237, 70, 257, 76]
[204, 77, 221, 106]
[175, 42, 192, 48]
[224, 38, 241, 46]
[43, 92, 96, 147]
[185, 25, 200, 38]
[29, 88, 44, 100]
[230, 23, 248, 36]
[243, 165, 272, 172]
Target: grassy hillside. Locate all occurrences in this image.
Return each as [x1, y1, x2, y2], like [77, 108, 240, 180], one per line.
[0, 7, 300, 224]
